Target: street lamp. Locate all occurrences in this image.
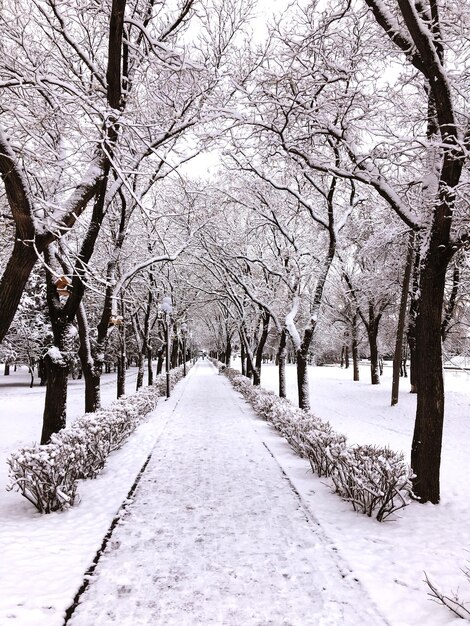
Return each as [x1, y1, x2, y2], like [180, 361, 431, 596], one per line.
[161, 295, 173, 398]
[181, 322, 188, 376]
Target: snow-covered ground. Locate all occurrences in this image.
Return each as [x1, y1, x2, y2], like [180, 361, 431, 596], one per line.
[0, 360, 469, 625]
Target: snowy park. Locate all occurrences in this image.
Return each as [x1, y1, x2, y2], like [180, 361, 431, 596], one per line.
[1, 0, 470, 625]
[1, 359, 470, 625]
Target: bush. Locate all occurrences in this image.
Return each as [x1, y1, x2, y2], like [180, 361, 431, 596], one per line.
[7, 443, 80, 513]
[331, 445, 412, 521]
[6, 363, 191, 513]
[221, 366, 413, 522]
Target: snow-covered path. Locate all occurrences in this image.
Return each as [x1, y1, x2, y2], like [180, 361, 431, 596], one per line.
[68, 361, 387, 626]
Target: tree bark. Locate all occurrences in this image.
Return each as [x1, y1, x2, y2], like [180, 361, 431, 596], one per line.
[253, 312, 270, 386]
[278, 328, 287, 398]
[411, 249, 447, 503]
[136, 351, 145, 390]
[351, 312, 359, 382]
[368, 322, 380, 385]
[391, 231, 415, 405]
[407, 247, 420, 394]
[296, 349, 310, 410]
[240, 339, 246, 376]
[147, 347, 153, 385]
[40, 349, 69, 444]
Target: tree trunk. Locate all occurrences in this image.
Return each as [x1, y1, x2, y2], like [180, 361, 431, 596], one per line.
[344, 345, 349, 369]
[225, 335, 232, 366]
[0, 242, 40, 343]
[82, 366, 102, 413]
[40, 349, 69, 444]
[351, 312, 359, 381]
[278, 328, 287, 398]
[170, 330, 179, 369]
[117, 301, 126, 398]
[156, 348, 164, 376]
[367, 322, 380, 385]
[411, 251, 447, 504]
[407, 243, 420, 394]
[136, 351, 144, 390]
[253, 313, 270, 386]
[77, 302, 102, 413]
[391, 232, 415, 405]
[147, 347, 153, 386]
[4, 361, 10, 376]
[240, 340, 246, 376]
[296, 350, 310, 410]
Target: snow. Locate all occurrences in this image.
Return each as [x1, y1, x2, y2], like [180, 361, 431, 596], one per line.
[0, 360, 469, 624]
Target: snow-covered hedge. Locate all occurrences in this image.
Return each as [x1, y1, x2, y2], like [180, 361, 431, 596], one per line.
[222, 367, 413, 522]
[7, 364, 191, 513]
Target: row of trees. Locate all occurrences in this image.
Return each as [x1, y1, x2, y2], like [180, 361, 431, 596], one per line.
[0, 0, 469, 504]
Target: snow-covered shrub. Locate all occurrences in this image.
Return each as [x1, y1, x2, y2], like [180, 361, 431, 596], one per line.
[6, 443, 79, 513]
[300, 425, 348, 478]
[6, 363, 191, 513]
[331, 445, 413, 521]
[222, 367, 412, 521]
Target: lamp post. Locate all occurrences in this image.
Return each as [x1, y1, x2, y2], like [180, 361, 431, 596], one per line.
[181, 322, 188, 376]
[161, 295, 173, 398]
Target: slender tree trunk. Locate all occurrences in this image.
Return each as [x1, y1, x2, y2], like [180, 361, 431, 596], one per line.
[225, 335, 232, 366]
[278, 328, 287, 398]
[240, 340, 246, 376]
[246, 353, 253, 379]
[147, 347, 153, 386]
[77, 303, 102, 413]
[344, 345, 350, 369]
[136, 351, 145, 390]
[407, 247, 420, 394]
[351, 312, 359, 382]
[253, 313, 270, 386]
[4, 361, 10, 376]
[170, 332, 179, 369]
[368, 325, 380, 385]
[391, 232, 415, 405]
[156, 348, 164, 375]
[117, 300, 126, 398]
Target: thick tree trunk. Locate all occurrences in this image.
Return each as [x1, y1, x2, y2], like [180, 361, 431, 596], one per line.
[0, 242, 40, 343]
[4, 361, 10, 376]
[411, 252, 447, 504]
[278, 328, 287, 398]
[40, 350, 69, 444]
[391, 232, 414, 405]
